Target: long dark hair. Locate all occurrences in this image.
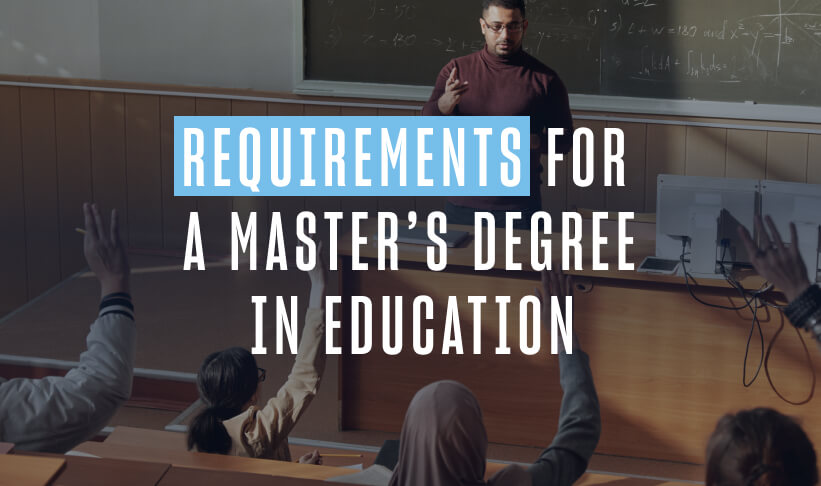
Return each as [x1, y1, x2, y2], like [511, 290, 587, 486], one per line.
[705, 408, 818, 486]
[187, 347, 259, 454]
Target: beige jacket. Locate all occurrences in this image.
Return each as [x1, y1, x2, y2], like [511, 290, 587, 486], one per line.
[223, 307, 325, 461]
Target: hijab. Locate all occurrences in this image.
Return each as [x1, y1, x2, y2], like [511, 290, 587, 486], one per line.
[388, 380, 530, 486]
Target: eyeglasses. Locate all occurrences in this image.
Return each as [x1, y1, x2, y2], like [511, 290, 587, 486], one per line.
[257, 367, 267, 382]
[482, 18, 524, 34]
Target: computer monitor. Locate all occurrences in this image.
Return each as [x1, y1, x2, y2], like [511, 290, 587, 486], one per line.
[656, 174, 759, 278]
[760, 180, 821, 283]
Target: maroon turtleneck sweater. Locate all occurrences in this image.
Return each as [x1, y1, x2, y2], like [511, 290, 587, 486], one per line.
[422, 46, 573, 211]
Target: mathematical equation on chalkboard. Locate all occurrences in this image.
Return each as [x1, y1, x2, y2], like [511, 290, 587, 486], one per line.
[305, 0, 821, 105]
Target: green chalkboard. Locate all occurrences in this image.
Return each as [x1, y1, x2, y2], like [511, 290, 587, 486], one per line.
[304, 0, 821, 107]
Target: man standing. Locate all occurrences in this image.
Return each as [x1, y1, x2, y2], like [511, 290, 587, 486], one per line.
[423, 0, 574, 228]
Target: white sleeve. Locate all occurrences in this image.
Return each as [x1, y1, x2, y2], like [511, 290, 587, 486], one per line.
[0, 293, 136, 453]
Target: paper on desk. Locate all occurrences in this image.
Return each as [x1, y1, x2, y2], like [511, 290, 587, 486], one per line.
[65, 450, 100, 458]
[343, 463, 364, 470]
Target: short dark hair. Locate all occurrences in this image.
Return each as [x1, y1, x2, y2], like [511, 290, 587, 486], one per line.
[482, 0, 526, 18]
[705, 408, 818, 486]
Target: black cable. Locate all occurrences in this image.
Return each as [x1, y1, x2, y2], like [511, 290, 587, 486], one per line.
[679, 241, 752, 311]
[741, 294, 764, 387]
[715, 243, 815, 400]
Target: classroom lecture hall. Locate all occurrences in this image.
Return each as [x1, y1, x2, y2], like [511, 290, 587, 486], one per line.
[2, 1, 821, 485]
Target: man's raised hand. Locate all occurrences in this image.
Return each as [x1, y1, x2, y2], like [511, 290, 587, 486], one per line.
[437, 67, 469, 115]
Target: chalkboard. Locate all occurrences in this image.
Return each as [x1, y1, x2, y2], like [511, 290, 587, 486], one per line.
[304, 0, 821, 107]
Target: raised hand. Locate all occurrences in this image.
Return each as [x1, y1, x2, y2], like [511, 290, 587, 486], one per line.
[738, 215, 812, 302]
[536, 268, 578, 351]
[83, 203, 130, 298]
[437, 67, 469, 115]
[298, 449, 322, 465]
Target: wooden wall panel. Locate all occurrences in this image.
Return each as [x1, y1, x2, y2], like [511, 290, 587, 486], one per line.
[809, 135, 821, 185]
[606, 122, 646, 212]
[54, 89, 92, 279]
[194, 98, 233, 256]
[20, 88, 61, 299]
[0, 86, 28, 316]
[267, 102, 304, 254]
[644, 124, 686, 212]
[725, 129, 767, 180]
[766, 132, 809, 182]
[377, 108, 415, 116]
[125, 94, 163, 249]
[231, 100, 269, 262]
[267, 102, 303, 116]
[160, 96, 196, 250]
[373, 107, 416, 214]
[542, 152, 568, 217]
[565, 120, 606, 211]
[685, 127, 726, 177]
[339, 106, 380, 238]
[90, 92, 129, 244]
[303, 104, 342, 279]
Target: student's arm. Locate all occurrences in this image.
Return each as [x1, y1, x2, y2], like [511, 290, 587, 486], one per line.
[738, 216, 821, 344]
[527, 349, 600, 485]
[527, 270, 601, 485]
[0, 204, 135, 453]
[784, 285, 821, 343]
[0, 296, 136, 452]
[251, 247, 328, 446]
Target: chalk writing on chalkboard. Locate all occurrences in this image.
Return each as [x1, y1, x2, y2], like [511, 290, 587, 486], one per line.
[304, 0, 821, 107]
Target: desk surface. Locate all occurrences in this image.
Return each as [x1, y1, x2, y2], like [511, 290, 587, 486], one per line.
[0, 454, 65, 486]
[73, 440, 356, 480]
[338, 219, 768, 290]
[104, 426, 375, 469]
[158, 466, 357, 485]
[49, 454, 169, 486]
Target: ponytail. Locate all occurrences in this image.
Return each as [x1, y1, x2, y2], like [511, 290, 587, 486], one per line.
[187, 406, 238, 454]
[187, 348, 259, 454]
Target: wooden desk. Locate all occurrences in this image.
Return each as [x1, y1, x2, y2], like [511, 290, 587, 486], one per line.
[158, 466, 694, 486]
[104, 426, 375, 469]
[158, 466, 357, 485]
[73, 441, 356, 480]
[337, 219, 816, 464]
[49, 455, 169, 486]
[0, 454, 64, 486]
[576, 473, 694, 486]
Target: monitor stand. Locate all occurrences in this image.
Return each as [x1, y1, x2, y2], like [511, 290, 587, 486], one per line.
[795, 222, 820, 283]
[686, 206, 723, 279]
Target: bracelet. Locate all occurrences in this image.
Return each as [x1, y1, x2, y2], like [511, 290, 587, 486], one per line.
[785, 285, 821, 331]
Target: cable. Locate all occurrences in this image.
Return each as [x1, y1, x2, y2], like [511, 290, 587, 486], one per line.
[679, 241, 752, 311]
[764, 318, 816, 405]
[741, 294, 764, 387]
[713, 241, 815, 401]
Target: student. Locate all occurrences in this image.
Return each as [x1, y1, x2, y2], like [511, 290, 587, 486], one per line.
[187, 245, 327, 464]
[738, 215, 821, 343]
[329, 269, 601, 485]
[705, 408, 817, 486]
[0, 203, 136, 453]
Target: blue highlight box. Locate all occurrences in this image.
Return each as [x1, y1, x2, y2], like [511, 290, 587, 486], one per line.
[174, 116, 530, 197]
